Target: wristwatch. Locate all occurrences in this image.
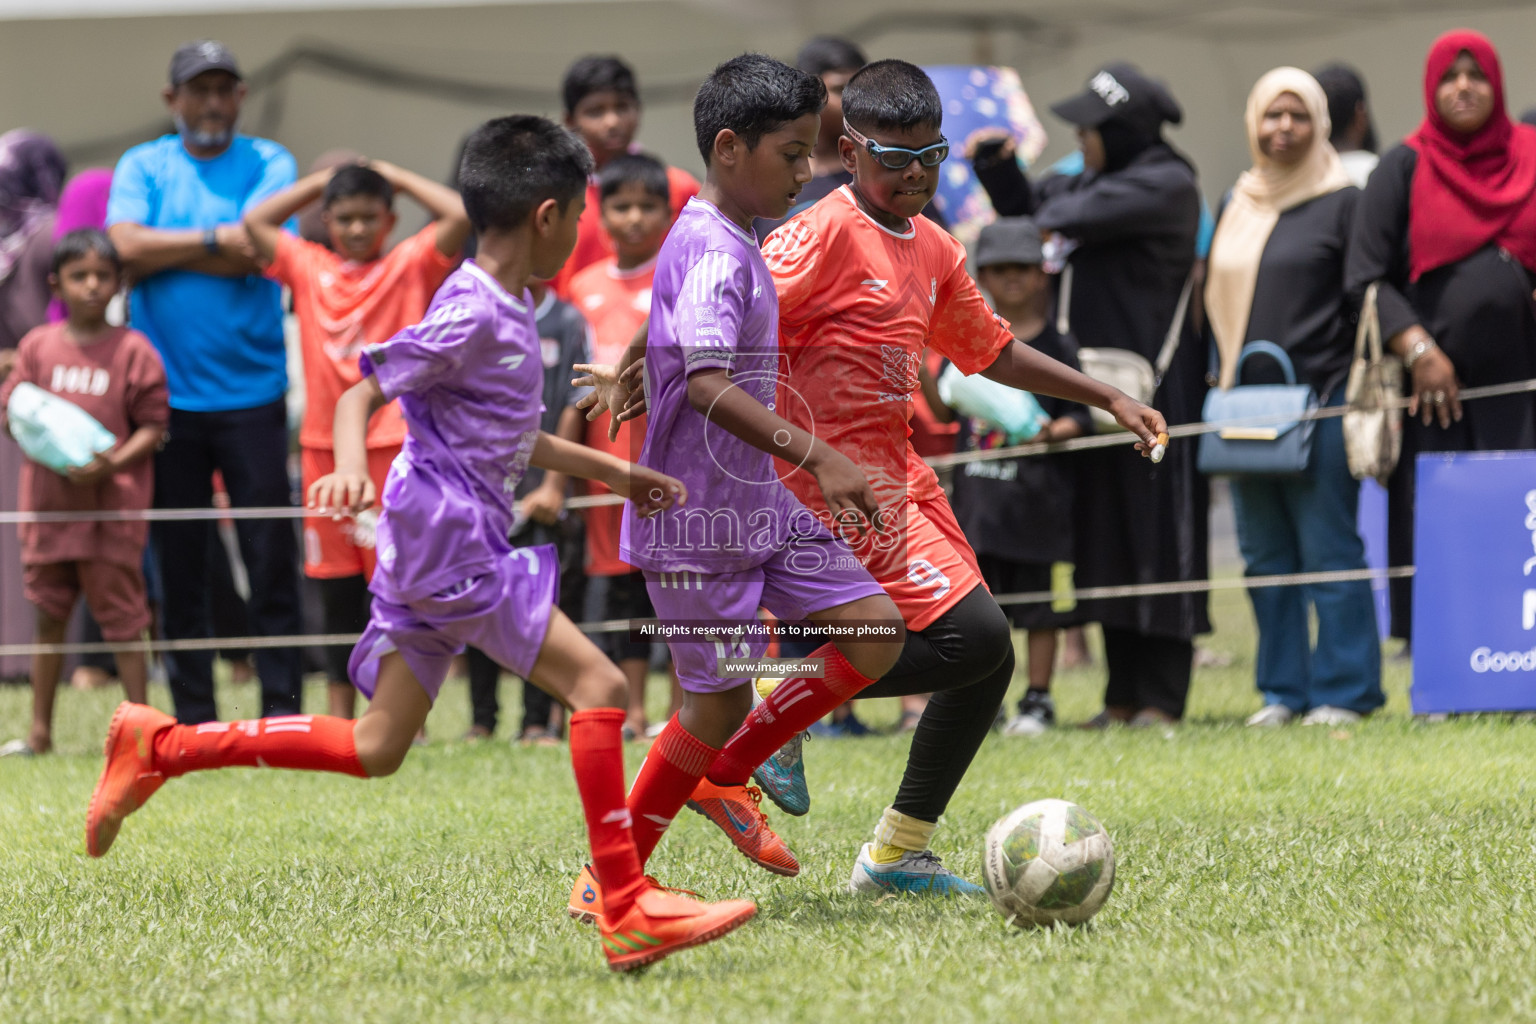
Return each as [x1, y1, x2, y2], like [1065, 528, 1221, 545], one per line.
[1404, 336, 1437, 370]
[202, 227, 220, 256]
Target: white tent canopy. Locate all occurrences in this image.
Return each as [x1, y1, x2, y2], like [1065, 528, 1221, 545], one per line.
[2, 0, 1533, 209]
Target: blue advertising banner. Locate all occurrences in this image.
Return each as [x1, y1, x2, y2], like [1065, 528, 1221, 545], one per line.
[920, 66, 1046, 250]
[1412, 451, 1536, 713]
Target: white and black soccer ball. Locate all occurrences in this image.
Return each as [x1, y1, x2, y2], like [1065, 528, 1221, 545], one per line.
[982, 798, 1115, 927]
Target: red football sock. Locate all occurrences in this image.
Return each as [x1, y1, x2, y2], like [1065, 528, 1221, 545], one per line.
[568, 708, 646, 919]
[627, 715, 719, 868]
[708, 644, 875, 785]
[152, 715, 367, 778]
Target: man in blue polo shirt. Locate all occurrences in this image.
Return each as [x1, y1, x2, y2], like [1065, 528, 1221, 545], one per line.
[107, 40, 303, 723]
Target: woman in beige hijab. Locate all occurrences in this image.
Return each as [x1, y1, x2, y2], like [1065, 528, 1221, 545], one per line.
[1206, 67, 1383, 729]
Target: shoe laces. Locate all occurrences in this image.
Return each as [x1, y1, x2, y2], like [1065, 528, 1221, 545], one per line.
[644, 875, 698, 898]
[907, 849, 948, 872]
[740, 783, 771, 826]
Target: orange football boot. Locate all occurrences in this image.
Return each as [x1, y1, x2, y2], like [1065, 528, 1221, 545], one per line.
[85, 702, 173, 857]
[686, 778, 800, 877]
[569, 864, 704, 926]
[600, 880, 755, 972]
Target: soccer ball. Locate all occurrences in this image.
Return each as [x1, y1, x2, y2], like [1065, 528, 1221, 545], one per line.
[981, 798, 1115, 927]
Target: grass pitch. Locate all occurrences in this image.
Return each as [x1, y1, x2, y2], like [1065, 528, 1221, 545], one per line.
[3, 587, 1535, 1023]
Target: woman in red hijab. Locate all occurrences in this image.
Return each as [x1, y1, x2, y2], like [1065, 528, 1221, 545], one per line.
[1347, 29, 1536, 644]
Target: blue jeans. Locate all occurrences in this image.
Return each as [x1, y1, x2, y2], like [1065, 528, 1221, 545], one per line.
[1230, 403, 1384, 714]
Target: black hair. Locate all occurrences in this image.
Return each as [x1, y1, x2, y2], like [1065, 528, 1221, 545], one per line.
[51, 228, 120, 276]
[796, 36, 867, 78]
[562, 55, 639, 114]
[598, 152, 670, 203]
[322, 164, 393, 210]
[692, 53, 826, 164]
[456, 115, 594, 233]
[841, 59, 942, 134]
[1313, 63, 1375, 151]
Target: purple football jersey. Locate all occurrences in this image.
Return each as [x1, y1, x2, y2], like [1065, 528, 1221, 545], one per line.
[621, 198, 816, 573]
[360, 261, 544, 603]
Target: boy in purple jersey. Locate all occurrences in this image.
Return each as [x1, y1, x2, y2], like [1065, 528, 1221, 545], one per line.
[566, 54, 906, 921]
[84, 116, 756, 973]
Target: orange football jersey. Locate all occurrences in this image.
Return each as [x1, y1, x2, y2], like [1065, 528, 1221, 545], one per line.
[762, 186, 1013, 512]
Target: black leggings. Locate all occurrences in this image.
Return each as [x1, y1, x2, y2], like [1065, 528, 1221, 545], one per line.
[316, 574, 371, 685]
[860, 585, 1014, 822]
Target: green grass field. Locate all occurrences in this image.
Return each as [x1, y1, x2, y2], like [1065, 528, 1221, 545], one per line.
[3, 587, 1535, 1023]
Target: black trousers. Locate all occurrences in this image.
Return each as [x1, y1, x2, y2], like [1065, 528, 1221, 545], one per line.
[1101, 625, 1192, 719]
[861, 585, 1015, 823]
[153, 400, 303, 723]
[468, 516, 587, 734]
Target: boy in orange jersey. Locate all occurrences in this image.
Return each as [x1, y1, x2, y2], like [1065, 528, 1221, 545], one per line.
[549, 56, 700, 298]
[759, 60, 1167, 893]
[245, 159, 469, 718]
[569, 152, 678, 739]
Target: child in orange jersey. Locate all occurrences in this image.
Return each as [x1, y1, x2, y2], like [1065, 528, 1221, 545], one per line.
[569, 152, 679, 738]
[759, 60, 1166, 893]
[245, 159, 468, 718]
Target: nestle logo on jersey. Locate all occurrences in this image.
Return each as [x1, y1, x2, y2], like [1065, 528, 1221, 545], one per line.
[694, 306, 718, 325]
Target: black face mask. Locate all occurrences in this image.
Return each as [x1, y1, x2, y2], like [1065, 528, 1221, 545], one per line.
[1097, 117, 1161, 173]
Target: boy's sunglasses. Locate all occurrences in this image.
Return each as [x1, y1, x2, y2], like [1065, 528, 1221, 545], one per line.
[843, 121, 950, 170]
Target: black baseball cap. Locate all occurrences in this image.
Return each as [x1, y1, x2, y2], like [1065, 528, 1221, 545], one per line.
[169, 40, 242, 86]
[975, 218, 1043, 269]
[1050, 63, 1181, 133]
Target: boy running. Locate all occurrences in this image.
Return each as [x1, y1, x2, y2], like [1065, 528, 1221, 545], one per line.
[566, 54, 906, 922]
[245, 159, 469, 719]
[84, 116, 754, 972]
[757, 60, 1166, 893]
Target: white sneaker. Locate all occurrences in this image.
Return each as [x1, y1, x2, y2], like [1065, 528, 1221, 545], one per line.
[847, 842, 983, 895]
[1245, 704, 1295, 728]
[1001, 714, 1048, 737]
[1300, 706, 1362, 726]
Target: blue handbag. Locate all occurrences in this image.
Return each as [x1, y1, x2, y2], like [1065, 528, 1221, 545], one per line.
[1197, 341, 1317, 476]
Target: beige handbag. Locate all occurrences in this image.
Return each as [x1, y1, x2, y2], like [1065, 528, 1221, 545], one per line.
[1063, 265, 1194, 433]
[1343, 283, 1404, 486]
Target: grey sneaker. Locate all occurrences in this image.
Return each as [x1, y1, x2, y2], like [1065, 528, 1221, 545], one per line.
[1245, 704, 1295, 728]
[1300, 705, 1362, 726]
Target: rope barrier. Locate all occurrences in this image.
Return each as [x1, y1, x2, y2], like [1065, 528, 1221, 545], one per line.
[0, 567, 1414, 658]
[0, 370, 1515, 657]
[5, 375, 1535, 526]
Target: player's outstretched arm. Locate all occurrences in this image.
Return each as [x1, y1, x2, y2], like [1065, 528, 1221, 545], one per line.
[369, 159, 472, 258]
[686, 368, 881, 535]
[980, 339, 1167, 457]
[244, 167, 333, 264]
[529, 431, 686, 517]
[308, 376, 385, 519]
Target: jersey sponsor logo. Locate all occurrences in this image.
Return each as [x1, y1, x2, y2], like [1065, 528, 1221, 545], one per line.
[880, 345, 920, 397]
[862, 279, 889, 292]
[498, 354, 527, 369]
[930, 277, 938, 304]
[539, 338, 561, 368]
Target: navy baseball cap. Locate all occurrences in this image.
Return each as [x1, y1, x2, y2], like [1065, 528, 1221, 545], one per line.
[1050, 63, 1181, 133]
[169, 40, 242, 86]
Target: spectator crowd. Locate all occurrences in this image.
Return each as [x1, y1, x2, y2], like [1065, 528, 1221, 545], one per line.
[4, 27, 1536, 755]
